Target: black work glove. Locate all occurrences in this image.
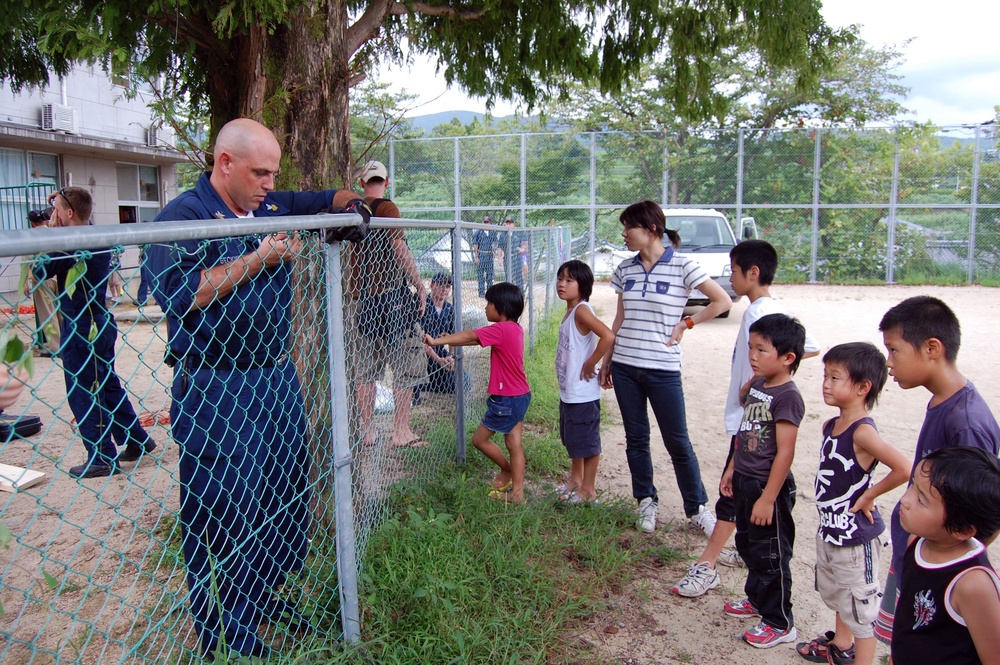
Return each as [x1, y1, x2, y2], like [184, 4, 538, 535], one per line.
[323, 198, 372, 243]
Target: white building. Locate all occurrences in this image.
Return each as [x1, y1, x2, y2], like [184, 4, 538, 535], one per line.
[0, 62, 187, 295]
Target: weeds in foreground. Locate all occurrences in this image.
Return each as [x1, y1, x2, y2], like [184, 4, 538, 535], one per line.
[288, 470, 681, 663]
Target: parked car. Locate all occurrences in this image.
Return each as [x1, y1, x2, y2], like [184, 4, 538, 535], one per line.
[664, 208, 757, 316]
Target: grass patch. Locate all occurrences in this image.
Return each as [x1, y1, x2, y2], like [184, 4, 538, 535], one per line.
[280, 310, 684, 663]
[293, 471, 680, 663]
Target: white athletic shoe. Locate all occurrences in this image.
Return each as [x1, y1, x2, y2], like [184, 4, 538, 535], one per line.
[717, 546, 745, 568]
[637, 497, 658, 533]
[689, 504, 717, 538]
[672, 561, 721, 597]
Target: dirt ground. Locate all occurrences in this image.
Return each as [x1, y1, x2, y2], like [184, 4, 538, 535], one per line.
[2, 283, 998, 663]
[577, 283, 1000, 665]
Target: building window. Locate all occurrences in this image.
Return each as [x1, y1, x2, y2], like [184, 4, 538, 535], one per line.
[29, 153, 59, 185]
[0, 149, 59, 230]
[117, 163, 160, 224]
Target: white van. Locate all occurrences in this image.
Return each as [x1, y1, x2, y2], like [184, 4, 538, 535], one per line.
[663, 208, 758, 316]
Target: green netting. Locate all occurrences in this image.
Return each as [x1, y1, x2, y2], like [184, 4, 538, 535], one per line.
[0, 218, 566, 663]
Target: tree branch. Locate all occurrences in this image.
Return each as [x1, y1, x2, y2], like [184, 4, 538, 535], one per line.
[346, 0, 394, 57]
[388, 1, 486, 19]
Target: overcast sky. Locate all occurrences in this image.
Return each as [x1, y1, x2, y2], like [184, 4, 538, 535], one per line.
[376, 0, 999, 127]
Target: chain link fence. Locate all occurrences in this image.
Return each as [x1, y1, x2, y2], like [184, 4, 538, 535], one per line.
[381, 124, 1000, 284]
[0, 215, 568, 663]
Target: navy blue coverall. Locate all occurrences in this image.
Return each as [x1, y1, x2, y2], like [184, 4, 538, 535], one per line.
[33, 249, 151, 469]
[147, 173, 336, 657]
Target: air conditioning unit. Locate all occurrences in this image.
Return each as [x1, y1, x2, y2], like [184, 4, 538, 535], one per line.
[145, 127, 159, 147]
[41, 104, 78, 134]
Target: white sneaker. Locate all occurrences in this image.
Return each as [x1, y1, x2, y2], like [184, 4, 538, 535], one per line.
[672, 561, 720, 597]
[637, 497, 658, 532]
[717, 546, 745, 568]
[689, 504, 717, 537]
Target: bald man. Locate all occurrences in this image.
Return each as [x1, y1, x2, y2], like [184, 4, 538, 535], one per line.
[146, 118, 362, 659]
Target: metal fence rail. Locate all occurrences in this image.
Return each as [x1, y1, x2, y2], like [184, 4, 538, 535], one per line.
[375, 124, 1000, 284]
[0, 215, 568, 663]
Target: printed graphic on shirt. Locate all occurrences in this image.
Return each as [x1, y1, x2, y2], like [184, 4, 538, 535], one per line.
[815, 432, 871, 545]
[913, 589, 936, 630]
[738, 385, 774, 455]
[555, 329, 569, 387]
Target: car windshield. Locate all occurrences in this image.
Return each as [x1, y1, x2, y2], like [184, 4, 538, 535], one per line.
[669, 216, 736, 250]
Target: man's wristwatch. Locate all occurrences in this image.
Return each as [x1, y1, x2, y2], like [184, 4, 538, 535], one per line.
[684, 316, 695, 330]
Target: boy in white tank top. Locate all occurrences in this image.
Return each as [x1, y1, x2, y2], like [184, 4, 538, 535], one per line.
[555, 260, 616, 503]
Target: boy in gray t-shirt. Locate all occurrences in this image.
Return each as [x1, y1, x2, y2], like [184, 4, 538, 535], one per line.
[720, 313, 806, 649]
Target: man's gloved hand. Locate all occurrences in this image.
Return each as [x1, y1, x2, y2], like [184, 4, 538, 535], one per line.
[323, 198, 372, 243]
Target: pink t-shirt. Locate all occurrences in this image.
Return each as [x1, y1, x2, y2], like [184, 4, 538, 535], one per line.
[475, 321, 530, 396]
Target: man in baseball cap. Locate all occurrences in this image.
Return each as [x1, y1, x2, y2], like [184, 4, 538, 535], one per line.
[359, 160, 389, 182]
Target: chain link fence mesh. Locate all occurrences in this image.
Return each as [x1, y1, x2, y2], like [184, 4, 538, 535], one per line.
[387, 124, 1000, 285]
[0, 217, 567, 663]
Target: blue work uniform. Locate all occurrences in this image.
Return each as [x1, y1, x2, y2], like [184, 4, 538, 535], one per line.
[33, 248, 151, 467]
[146, 172, 337, 657]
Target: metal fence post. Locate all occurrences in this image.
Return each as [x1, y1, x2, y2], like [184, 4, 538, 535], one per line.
[388, 138, 396, 200]
[451, 223, 467, 462]
[326, 241, 360, 642]
[454, 137, 462, 222]
[736, 128, 744, 227]
[887, 136, 901, 284]
[589, 132, 597, 270]
[520, 133, 528, 227]
[528, 230, 537, 354]
[969, 126, 982, 284]
[662, 133, 670, 205]
[810, 128, 822, 283]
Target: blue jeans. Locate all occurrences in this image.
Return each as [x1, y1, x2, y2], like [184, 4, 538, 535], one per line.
[611, 361, 708, 517]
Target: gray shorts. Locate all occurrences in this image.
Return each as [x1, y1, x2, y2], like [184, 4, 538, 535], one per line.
[350, 326, 427, 386]
[814, 533, 882, 638]
[559, 399, 602, 459]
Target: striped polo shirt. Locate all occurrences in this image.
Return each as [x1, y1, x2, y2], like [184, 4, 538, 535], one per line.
[610, 248, 709, 372]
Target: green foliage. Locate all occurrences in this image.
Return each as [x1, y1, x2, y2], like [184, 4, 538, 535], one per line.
[289, 467, 680, 663]
[2, 0, 847, 187]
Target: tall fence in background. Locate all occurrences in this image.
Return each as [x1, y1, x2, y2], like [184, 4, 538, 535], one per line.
[376, 124, 1000, 284]
[0, 217, 569, 663]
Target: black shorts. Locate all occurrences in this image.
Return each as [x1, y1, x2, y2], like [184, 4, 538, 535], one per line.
[559, 399, 602, 459]
[714, 435, 738, 523]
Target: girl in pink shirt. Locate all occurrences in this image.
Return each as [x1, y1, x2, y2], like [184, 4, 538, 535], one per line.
[424, 283, 531, 503]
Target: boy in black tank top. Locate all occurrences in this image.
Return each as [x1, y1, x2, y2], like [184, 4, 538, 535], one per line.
[798, 343, 911, 665]
[892, 447, 1000, 665]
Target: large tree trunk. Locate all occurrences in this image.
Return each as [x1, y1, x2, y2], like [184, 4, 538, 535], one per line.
[202, 23, 271, 144]
[269, 2, 357, 524]
[272, 0, 354, 189]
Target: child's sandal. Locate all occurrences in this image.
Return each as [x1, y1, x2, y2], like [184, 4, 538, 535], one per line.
[795, 631, 835, 663]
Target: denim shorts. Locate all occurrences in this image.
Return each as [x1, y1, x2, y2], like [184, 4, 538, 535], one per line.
[481, 393, 531, 434]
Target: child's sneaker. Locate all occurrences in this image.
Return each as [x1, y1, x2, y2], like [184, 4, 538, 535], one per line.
[723, 598, 759, 618]
[672, 562, 720, 597]
[637, 497, 658, 533]
[689, 504, 717, 537]
[742, 622, 798, 649]
[717, 546, 745, 568]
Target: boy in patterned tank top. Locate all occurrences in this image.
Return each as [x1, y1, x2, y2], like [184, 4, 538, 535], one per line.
[797, 343, 911, 665]
[892, 447, 1000, 665]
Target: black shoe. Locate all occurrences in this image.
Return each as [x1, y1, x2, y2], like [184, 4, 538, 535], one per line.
[263, 595, 309, 633]
[119, 440, 158, 462]
[69, 462, 121, 479]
